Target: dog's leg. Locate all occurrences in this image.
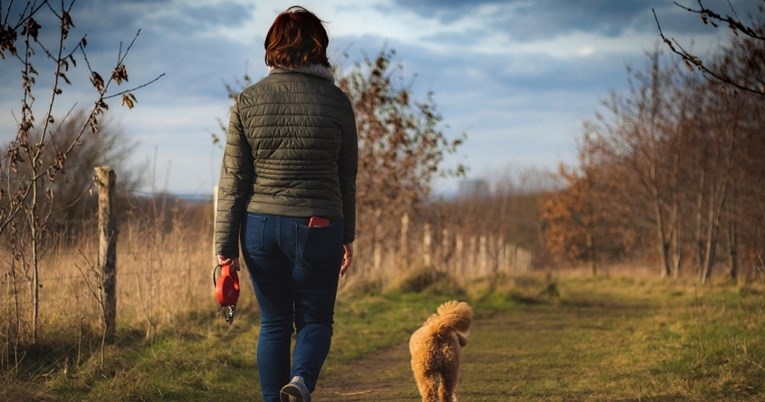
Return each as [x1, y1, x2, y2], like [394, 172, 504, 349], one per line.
[415, 371, 439, 402]
[438, 370, 458, 402]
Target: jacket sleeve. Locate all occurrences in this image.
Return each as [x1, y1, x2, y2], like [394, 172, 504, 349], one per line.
[215, 99, 253, 257]
[338, 96, 358, 244]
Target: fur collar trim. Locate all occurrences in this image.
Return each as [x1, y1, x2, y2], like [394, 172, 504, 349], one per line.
[269, 64, 334, 82]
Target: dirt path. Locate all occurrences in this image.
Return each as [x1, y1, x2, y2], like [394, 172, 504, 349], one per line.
[313, 340, 414, 401]
[313, 308, 540, 401]
[313, 301, 656, 401]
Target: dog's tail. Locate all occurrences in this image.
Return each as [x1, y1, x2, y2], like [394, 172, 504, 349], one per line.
[428, 300, 473, 346]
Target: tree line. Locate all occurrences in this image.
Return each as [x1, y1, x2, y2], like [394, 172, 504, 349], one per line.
[541, 2, 765, 281]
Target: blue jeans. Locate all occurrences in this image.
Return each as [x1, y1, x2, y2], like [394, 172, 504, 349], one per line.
[240, 212, 344, 402]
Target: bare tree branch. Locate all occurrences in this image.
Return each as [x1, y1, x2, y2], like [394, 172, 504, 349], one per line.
[653, 2, 765, 96]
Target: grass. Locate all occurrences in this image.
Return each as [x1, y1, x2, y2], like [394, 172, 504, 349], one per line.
[474, 275, 765, 401]
[317, 274, 765, 401]
[2, 271, 765, 401]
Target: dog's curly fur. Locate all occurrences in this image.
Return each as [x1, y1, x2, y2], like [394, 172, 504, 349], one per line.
[409, 300, 473, 402]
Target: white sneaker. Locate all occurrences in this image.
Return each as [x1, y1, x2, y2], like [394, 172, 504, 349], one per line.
[280, 376, 311, 402]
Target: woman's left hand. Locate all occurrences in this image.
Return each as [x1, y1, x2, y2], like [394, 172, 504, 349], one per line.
[340, 243, 353, 277]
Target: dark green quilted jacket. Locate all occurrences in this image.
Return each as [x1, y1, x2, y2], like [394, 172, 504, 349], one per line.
[214, 67, 358, 257]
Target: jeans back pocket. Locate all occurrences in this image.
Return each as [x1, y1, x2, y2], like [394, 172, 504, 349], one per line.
[295, 221, 343, 265]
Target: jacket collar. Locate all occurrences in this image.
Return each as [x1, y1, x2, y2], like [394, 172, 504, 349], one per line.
[268, 64, 335, 82]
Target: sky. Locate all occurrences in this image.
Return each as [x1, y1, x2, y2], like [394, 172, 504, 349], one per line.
[0, 0, 756, 196]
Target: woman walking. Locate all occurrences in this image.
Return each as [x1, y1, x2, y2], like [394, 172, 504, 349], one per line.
[214, 6, 357, 402]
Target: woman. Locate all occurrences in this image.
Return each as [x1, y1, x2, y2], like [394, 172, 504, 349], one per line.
[214, 6, 357, 402]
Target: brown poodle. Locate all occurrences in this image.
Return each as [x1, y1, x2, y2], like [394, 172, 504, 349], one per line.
[409, 300, 473, 402]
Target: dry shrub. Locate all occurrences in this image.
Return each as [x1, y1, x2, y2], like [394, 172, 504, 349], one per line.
[388, 266, 466, 296]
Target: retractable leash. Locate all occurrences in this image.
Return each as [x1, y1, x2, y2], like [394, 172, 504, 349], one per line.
[212, 262, 240, 324]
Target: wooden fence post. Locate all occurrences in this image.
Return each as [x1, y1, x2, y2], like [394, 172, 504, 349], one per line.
[497, 237, 503, 274]
[468, 236, 477, 278]
[399, 213, 409, 268]
[479, 235, 488, 276]
[441, 228, 451, 271]
[213, 185, 218, 266]
[95, 166, 117, 342]
[455, 234, 464, 277]
[423, 223, 432, 267]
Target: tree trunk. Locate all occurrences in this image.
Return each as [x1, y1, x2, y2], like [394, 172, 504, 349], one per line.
[700, 207, 718, 283]
[700, 179, 728, 284]
[695, 170, 706, 277]
[30, 178, 40, 345]
[728, 214, 738, 280]
[727, 181, 739, 280]
[586, 230, 597, 275]
[671, 221, 681, 279]
[669, 139, 682, 279]
[651, 164, 672, 278]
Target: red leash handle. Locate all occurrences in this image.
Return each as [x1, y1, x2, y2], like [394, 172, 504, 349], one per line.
[212, 263, 240, 323]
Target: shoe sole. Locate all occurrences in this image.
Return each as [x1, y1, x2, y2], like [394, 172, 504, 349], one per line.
[280, 386, 309, 402]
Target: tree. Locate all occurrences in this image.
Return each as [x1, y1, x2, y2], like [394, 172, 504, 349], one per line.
[2, 110, 142, 240]
[654, 0, 765, 96]
[540, 132, 634, 273]
[585, 49, 690, 278]
[544, 5, 765, 281]
[431, 167, 556, 270]
[554, 39, 765, 281]
[654, 1, 765, 281]
[335, 48, 466, 255]
[0, 0, 162, 347]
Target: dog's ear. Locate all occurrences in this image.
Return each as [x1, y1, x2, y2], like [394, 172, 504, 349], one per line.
[457, 331, 469, 347]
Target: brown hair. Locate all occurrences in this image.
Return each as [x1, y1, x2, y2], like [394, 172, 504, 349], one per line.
[264, 6, 330, 68]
